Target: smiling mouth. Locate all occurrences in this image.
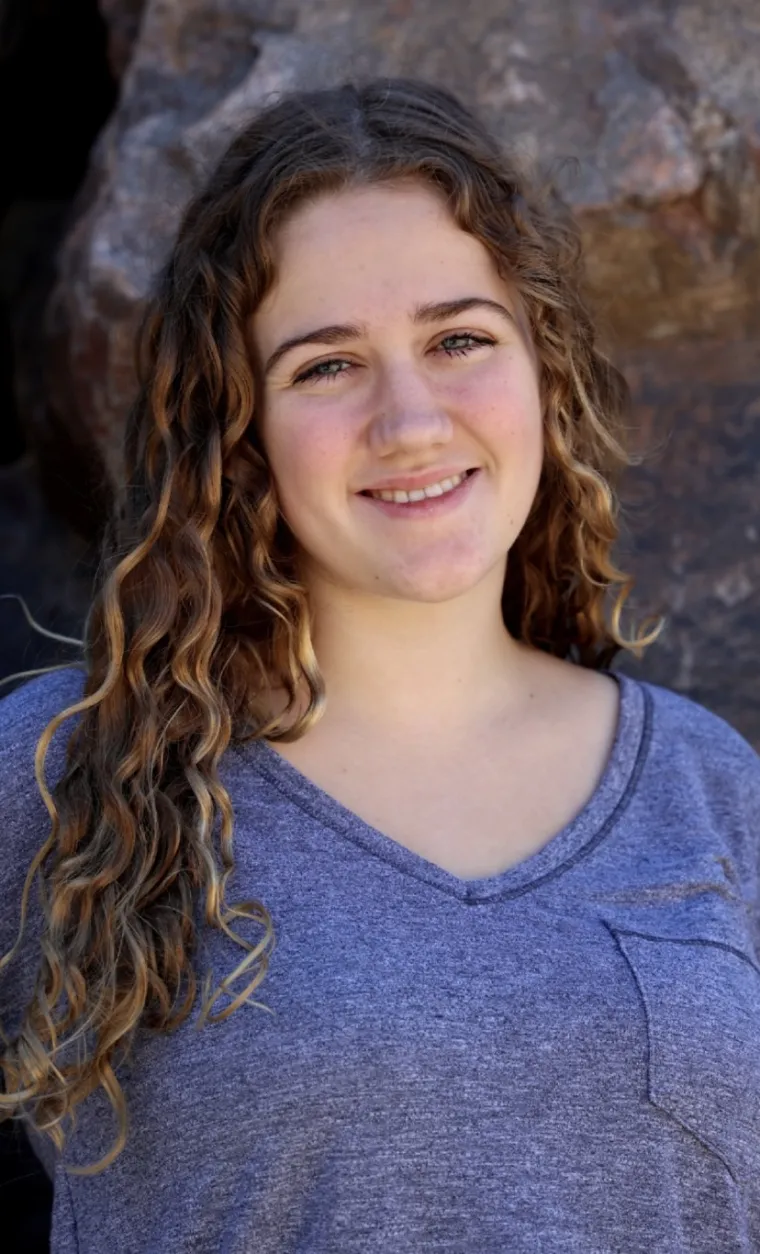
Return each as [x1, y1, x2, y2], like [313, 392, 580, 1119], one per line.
[359, 467, 478, 504]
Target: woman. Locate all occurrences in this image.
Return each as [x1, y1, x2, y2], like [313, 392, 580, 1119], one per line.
[1, 78, 759, 1253]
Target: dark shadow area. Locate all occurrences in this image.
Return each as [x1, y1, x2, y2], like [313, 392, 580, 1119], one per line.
[0, 1113, 54, 1249]
[0, 1, 119, 1246]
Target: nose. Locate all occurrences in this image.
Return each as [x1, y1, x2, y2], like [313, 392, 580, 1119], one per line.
[367, 361, 454, 455]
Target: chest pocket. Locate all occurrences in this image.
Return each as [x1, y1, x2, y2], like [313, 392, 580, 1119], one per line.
[601, 879, 760, 1186]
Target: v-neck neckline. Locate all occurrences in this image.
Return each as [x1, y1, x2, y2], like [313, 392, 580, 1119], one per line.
[242, 669, 651, 904]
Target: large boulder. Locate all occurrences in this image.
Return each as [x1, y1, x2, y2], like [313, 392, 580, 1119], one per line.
[44, 0, 760, 489]
[21, 0, 759, 743]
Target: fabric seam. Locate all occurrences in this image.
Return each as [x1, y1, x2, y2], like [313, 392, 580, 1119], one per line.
[240, 676, 655, 905]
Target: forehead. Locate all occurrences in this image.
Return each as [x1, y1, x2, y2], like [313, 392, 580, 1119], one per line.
[274, 179, 454, 247]
[258, 181, 513, 322]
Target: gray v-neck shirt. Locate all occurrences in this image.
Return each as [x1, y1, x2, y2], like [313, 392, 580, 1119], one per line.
[2, 665, 760, 1253]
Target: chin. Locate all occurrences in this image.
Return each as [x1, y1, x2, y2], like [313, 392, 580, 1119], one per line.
[381, 568, 492, 603]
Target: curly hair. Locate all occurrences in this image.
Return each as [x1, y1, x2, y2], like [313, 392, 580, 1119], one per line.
[0, 77, 663, 1173]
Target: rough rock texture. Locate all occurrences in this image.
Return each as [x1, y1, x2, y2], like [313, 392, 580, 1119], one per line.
[613, 335, 760, 747]
[43, 0, 760, 488]
[16, 0, 760, 741]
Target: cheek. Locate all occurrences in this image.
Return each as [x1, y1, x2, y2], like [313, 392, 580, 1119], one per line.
[265, 416, 349, 520]
[460, 359, 543, 449]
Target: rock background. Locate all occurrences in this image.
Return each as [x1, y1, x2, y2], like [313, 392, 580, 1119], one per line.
[2, 0, 760, 729]
[0, 4, 758, 1243]
[45, 0, 760, 490]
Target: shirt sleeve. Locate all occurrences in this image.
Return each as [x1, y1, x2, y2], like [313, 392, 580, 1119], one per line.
[0, 667, 85, 1040]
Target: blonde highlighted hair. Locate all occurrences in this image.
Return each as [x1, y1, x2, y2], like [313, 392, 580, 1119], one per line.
[0, 77, 663, 1173]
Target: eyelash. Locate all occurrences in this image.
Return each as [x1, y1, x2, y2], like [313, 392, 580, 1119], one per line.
[291, 333, 497, 386]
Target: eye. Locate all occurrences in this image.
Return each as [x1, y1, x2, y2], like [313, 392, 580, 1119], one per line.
[436, 332, 496, 358]
[292, 358, 354, 386]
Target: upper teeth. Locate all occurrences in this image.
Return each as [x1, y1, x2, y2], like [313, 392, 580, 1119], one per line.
[368, 471, 469, 503]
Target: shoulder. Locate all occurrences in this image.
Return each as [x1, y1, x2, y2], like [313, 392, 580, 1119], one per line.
[631, 673, 760, 838]
[636, 675, 759, 773]
[0, 665, 87, 880]
[0, 667, 87, 1033]
[0, 666, 87, 788]
[0, 664, 87, 731]
[0, 665, 87, 895]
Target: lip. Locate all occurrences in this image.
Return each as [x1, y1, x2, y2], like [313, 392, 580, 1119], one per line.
[356, 466, 478, 493]
[356, 467, 481, 519]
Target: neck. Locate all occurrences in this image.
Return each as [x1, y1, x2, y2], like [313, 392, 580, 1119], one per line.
[296, 568, 539, 747]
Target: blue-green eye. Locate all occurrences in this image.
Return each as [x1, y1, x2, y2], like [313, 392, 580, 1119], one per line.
[293, 359, 353, 385]
[438, 333, 495, 356]
[292, 332, 495, 385]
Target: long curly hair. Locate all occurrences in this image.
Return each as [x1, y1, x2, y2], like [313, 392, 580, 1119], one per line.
[0, 77, 663, 1174]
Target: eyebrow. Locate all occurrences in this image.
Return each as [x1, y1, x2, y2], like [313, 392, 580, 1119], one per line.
[262, 297, 518, 377]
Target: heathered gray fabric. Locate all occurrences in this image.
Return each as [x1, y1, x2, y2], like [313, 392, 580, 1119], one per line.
[2, 665, 760, 1253]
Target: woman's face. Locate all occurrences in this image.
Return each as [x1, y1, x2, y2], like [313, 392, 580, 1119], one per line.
[251, 181, 544, 604]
